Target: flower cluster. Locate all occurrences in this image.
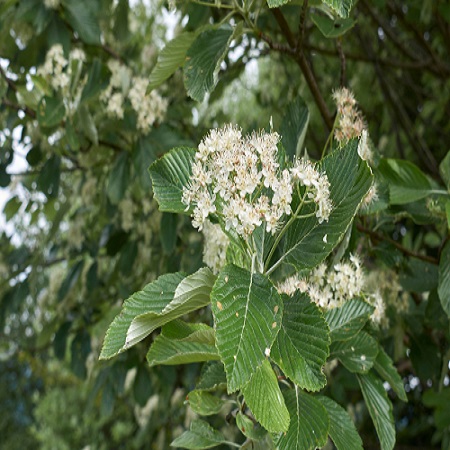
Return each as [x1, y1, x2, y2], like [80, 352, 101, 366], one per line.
[44, 0, 60, 9]
[277, 254, 388, 326]
[101, 62, 167, 133]
[128, 77, 168, 134]
[202, 220, 230, 274]
[38, 44, 70, 91]
[182, 125, 332, 237]
[332, 87, 366, 143]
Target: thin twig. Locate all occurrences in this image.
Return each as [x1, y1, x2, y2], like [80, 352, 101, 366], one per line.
[356, 223, 438, 264]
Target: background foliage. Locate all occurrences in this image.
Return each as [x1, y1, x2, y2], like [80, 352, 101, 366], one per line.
[1, 0, 449, 449]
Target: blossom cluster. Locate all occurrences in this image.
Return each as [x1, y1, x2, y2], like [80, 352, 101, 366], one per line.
[202, 220, 230, 274]
[37, 45, 86, 114]
[277, 254, 387, 325]
[101, 61, 167, 133]
[182, 125, 332, 237]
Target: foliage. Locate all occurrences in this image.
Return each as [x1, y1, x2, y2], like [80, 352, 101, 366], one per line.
[1, 0, 450, 449]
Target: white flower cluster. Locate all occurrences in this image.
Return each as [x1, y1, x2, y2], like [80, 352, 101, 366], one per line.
[182, 125, 332, 237]
[38, 44, 69, 91]
[332, 88, 366, 143]
[278, 254, 389, 325]
[202, 220, 230, 274]
[44, 0, 60, 9]
[37, 45, 86, 95]
[278, 254, 366, 309]
[101, 62, 167, 133]
[128, 77, 168, 134]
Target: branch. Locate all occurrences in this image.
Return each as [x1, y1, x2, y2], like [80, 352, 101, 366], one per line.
[356, 223, 438, 265]
[270, 8, 334, 131]
[1, 98, 36, 119]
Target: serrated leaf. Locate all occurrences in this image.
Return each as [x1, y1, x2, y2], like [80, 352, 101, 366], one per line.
[312, 14, 355, 38]
[331, 331, 378, 373]
[37, 96, 65, 128]
[275, 388, 329, 450]
[127, 267, 215, 349]
[378, 158, 432, 205]
[280, 96, 309, 161]
[62, 0, 101, 45]
[107, 151, 130, 204]
[438, 240, 450, 318]
[439, 150, 450, 189]
[171, 419, 227, 449]
[242, 360, 289, 433]
[196, 362, 227, 391]
[146, 321, 219, 366]
[267, 0, 291, 7]
[186, 390, 224, 416]
[184, 25, 234, 102]
[317, 396, 363, 450]
[322, 0, 354, 18]
[148, 32, 196, 91]
[149, 147, 196, 213]
[374, 347, 407, 402]
[357, 373, 395, 450]
[271, 292, 330, 391]
[325, 298, 374, 341]
[236, 412, 268, 441]
[100, 272, 184, 359]
[211, 264, 283, 393]
[282, 141, 372, 272]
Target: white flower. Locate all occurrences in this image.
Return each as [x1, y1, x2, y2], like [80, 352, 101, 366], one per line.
[357, 129, 373, 162]
[106, 92, 124, 119]
[202, 220, 229, 274]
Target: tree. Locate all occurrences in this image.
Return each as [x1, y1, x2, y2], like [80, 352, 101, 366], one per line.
[1, 0, 449, 449]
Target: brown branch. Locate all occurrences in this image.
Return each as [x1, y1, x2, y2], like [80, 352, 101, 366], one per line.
[270, 8, 334, 131]
[356, 223, 438, 264]
[1, 98, 36, 119]
[297, 0, 309, 51]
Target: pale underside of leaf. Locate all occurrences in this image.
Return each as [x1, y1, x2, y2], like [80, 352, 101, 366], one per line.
[126, 267, 215, 349]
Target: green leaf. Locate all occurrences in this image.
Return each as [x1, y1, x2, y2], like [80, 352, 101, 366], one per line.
[210, 264, 283, 392]
[170, 420, 227, 449]
[100, 273, 184, 359]
[317, 396, 363, 450]
[78, 104, 98, 145]
[37, 155, 60, 198]
[62, 0, 101, 45]
[324, 298, 374, 341]
[37, 96, 65, 128]
[236, 412, 268, 441]
[439, 150, 450, 189]
[438, 240, 450, 318]
[196, 362, 227, 391]
[149, 147, 196, 213]
[161, 213, 178, 254]
[280, 96, 309, 161]
[267, 0, 290, 7]
[331, 331, 378, 373]
[399, 258, 438, 292]
[186, 390, 224, 416]
[148, 32, 196, 91]
[241, 360, 289, 433]
[357, 373, 395, 450]
[374, 347, 407, 402]
[311, 14, 355, 38]
[146, 321, 219, 366]
[275, 388, 329, 450]
[378, 158, 432, 205]
[58, 259, 85, 301]
[184, 25, 234, 102]
[283, 141, 372, 271]
[107, 151, 130, 204]
[126, 268, 215, 350]
[81, 58, 107, 102]
[423, 388, 450, 430]
[322, 0, 354, 18]
[271, 292, 330, 391]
